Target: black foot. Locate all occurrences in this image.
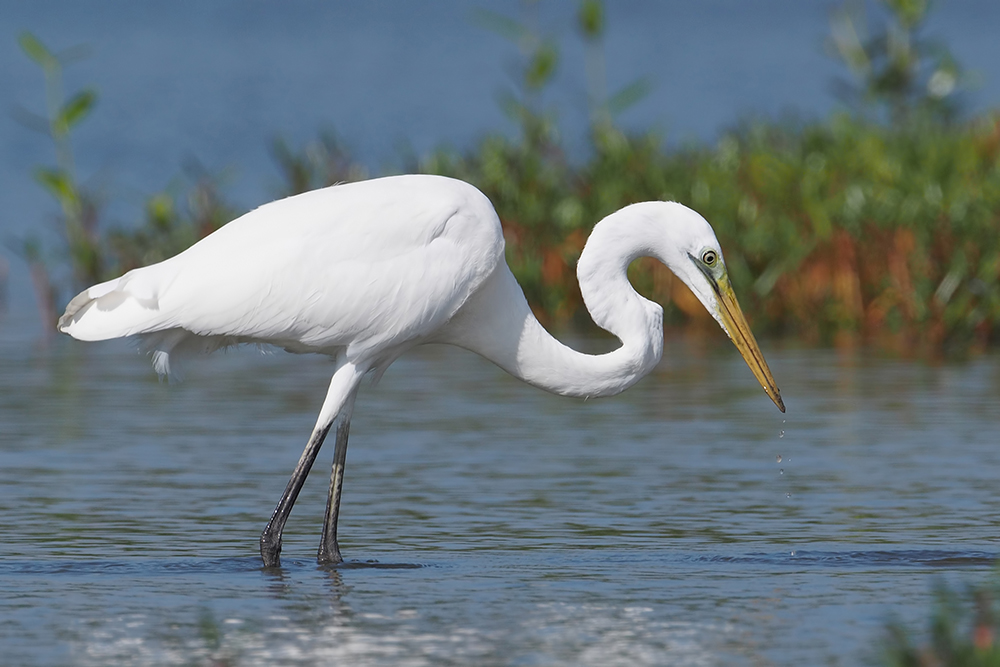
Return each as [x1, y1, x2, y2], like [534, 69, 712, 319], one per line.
[317, 540, 343, 565]
[260, 530, 282, 567]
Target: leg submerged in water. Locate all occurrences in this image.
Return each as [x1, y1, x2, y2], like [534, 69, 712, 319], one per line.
[260, 422, 332, 567]
[258, 363, 364, 568]
[318, 415, 352, 565]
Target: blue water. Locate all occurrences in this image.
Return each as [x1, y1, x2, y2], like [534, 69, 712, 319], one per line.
[2, 311, 999, 665]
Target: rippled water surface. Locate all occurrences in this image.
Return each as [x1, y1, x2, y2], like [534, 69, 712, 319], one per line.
[2, 314, 999, 666]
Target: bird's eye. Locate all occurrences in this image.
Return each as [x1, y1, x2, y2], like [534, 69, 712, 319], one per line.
[702, 250, 718, 266]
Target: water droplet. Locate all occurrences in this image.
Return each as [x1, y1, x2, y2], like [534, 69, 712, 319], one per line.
[776, 454, 782, 463]
[779, 469, 784, 475]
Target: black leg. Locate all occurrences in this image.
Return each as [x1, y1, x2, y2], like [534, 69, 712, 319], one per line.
[260, 421, 332, 567]
[318, 416, 351, 564]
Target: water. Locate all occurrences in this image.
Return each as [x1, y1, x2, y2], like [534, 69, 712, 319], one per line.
[2, 313, 999, 666]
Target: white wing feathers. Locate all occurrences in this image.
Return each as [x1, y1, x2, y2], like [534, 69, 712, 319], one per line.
[57, 175, 505, 378]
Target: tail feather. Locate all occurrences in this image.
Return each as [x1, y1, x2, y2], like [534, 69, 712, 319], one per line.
[58, 278, 163, 342]
[59, 258, 259, 380]
[57, 277, 120, 333]
[59, 281, 242, 381]
[59, 274, 188, 380]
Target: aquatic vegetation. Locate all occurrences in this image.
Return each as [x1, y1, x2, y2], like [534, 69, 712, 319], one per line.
[420, 106, 1000, 353]
[880, 575, 1000, 667]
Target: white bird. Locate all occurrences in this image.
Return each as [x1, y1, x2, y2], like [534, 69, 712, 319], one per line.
[58, 174, 783, 567]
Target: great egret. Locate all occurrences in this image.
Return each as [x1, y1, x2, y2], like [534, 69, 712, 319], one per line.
[58, 174, 783, 567]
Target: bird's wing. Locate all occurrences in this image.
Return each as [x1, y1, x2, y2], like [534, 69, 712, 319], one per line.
[59, 176, 505, 365]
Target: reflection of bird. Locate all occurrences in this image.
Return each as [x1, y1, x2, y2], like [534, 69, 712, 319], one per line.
[58, 174, 783, 567]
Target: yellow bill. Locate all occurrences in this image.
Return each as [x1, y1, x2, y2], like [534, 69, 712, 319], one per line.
[713, 274, 785, 412]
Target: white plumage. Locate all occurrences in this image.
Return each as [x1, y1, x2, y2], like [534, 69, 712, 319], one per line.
[58, 173, 783, 567]
[61, 176, 501, 374]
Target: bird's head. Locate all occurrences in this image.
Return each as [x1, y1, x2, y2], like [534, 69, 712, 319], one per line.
[578, 201, 784, 411]
[651, 202, 784, 413]
[657, 202, 785, 412]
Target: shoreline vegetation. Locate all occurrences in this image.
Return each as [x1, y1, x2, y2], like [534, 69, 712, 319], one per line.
[11, 0, 1000, 356]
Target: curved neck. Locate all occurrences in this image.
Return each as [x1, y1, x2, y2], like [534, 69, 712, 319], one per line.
[440, 221, 663, 398]
[513, 297, 662, 398]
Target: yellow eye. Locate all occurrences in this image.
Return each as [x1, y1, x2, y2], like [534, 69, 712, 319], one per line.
[702, 250, 718, 266]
